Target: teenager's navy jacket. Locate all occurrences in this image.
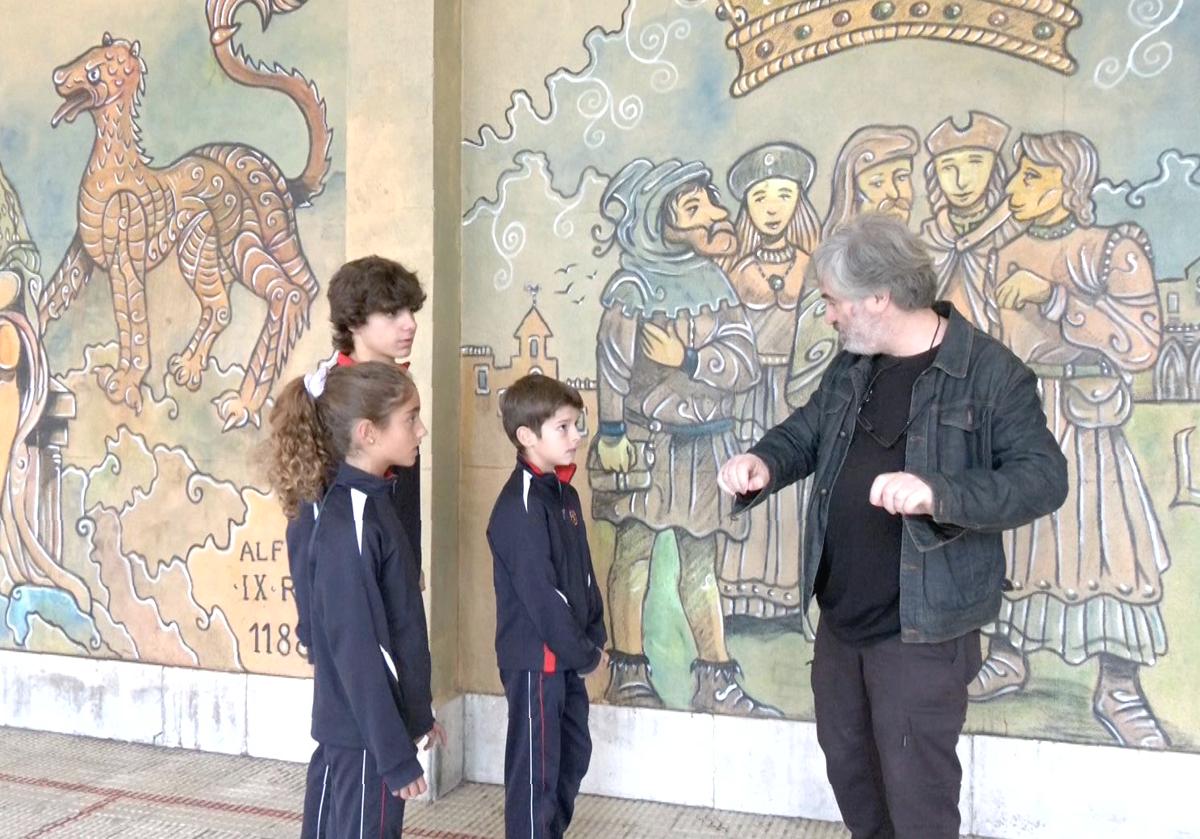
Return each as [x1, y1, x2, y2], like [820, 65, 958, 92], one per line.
[306, 462, 433, 791]
[487, 459, 606, 673]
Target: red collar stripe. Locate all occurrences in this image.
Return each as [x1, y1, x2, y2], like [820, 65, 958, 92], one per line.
[522, 459, 577, 485]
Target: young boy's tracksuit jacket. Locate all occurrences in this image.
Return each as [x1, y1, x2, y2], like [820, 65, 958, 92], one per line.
[299, 462, 433, 838]
[487, 458, 607, 839]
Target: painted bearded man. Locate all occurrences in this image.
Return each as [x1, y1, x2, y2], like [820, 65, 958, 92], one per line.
[590, 157, 779, 716]
[823, 124, 920, 239]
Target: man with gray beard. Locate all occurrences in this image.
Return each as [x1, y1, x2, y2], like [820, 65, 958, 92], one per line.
[720, 213, 1067, 838]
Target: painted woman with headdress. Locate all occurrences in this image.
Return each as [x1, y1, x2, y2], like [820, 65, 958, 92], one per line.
[718, 143, 822, 623]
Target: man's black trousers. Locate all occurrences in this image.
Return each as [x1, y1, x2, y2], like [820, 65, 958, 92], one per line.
[813, 625, 983, 839]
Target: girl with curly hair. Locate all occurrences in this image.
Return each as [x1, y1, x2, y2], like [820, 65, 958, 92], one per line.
[269, 361, 440, 837]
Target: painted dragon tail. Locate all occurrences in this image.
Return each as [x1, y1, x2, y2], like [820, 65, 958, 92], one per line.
[206, 0, 333, 206]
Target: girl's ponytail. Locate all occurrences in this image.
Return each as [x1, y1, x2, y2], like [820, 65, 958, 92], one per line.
[267, 376, 334, 518]
[267, 361, 417, 517]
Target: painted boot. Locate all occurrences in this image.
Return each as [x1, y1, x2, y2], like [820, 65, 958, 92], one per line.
[604, 650, 665, 708]
[690, 659, 783, 718]
[968, 635, 1028, 701]
[1093, 653, 1170, 749]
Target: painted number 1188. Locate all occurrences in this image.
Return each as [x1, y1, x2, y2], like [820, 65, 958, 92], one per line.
[247, 622, 307, 657]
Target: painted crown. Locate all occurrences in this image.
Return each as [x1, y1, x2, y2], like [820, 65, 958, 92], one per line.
[716, 0, 1081, 97]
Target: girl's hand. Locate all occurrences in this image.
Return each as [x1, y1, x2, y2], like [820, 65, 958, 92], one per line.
[394, 774, 427, 800]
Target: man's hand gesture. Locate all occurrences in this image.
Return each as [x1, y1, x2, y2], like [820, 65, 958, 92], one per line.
[718, 454, 771, 496]
[869, 472, 934, 516]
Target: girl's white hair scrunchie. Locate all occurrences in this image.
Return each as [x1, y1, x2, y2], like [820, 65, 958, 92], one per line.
[303, 353, 339, 398]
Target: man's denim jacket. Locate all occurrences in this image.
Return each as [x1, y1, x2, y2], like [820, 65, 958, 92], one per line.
[737, 303, 1069, 643]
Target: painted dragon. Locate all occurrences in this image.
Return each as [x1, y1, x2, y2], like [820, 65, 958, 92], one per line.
[39, 0, 332, 429]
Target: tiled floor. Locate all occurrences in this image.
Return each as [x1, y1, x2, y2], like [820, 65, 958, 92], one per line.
[0, 726, 862, 837]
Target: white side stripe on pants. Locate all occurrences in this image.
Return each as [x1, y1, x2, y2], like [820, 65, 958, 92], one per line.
[316, 762, 330, 833]
[360, 749, 367, 839]
[527, 672, 534, 839]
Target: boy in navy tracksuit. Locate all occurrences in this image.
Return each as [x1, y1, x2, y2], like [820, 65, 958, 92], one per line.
[288, 255, 426, 657]
[487, 374, 607, 839]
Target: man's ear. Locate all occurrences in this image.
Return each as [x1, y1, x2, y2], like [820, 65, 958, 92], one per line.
[515, 425, 539, 450]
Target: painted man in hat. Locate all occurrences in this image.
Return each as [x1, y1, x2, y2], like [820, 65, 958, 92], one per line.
[980, 130, 1171, 749]
[590, 157, 779, 716]
[919, 111, 1020, 329]
[823, 124, 920, 239]
[718, 143, 827, 626]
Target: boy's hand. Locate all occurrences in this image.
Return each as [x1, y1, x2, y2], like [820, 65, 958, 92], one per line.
[580, 648, 609, 676]
[394, 774, 427, 800]
[420, 721, 448, 751]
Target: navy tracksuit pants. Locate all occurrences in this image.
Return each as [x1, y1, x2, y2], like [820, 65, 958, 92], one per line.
[501, 669, 592, 839]
[300, 743, 406, 838]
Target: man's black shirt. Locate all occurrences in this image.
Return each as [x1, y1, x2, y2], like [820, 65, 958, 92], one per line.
[816, 344, 939, 644]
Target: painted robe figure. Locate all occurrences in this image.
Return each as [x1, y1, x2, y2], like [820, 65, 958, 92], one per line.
[918, 111, 1022, 330]
[718, 143, 821, 623]
[981, 131, 1171, 749]
[590, 157, 779, 716]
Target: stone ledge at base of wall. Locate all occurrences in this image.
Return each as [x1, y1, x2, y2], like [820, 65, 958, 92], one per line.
[0, 650, 465, 802]
[3, 650, 1195, 835]
[462, 693, 1200, 839]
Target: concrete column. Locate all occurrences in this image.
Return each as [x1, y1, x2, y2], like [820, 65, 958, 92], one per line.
[346, 0, 463, 795]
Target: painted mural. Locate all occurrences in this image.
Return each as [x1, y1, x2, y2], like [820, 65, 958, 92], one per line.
[4, 0, 1198, 766]
[459, 0, 1200, 755]
[0, 0, 346, 678]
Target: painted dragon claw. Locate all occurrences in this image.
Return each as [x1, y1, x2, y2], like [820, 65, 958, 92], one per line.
[95, 365, 144, 414]
[213, 389, 261, 431]
[168, 352, 207, 392]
